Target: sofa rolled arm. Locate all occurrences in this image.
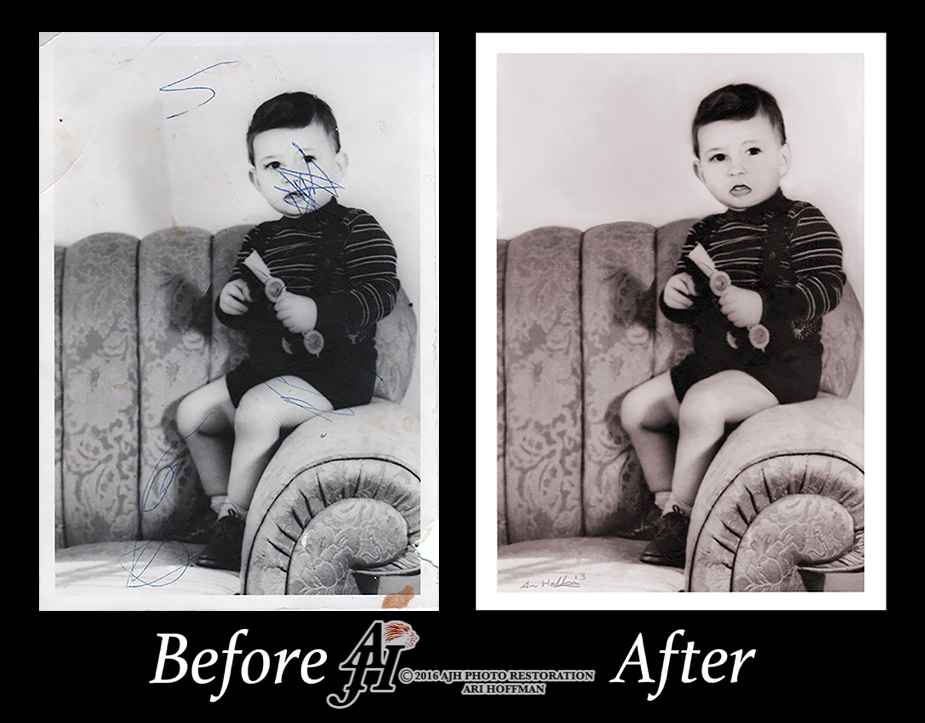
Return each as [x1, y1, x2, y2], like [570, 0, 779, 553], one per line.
[240, 400, 421, 595]
[686, 394, 863, 592]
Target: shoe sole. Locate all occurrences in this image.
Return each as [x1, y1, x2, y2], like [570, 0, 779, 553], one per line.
[640, 552, 685, 568]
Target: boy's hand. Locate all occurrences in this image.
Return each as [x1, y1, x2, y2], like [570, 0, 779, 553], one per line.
[719, 286, 763, 327]
[219, 279, 252, 316]
[274, 291, 318, 334]
[663, 272, 697, 309]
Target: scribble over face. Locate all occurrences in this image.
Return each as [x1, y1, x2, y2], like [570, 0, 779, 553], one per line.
[249, 121, 347, 217]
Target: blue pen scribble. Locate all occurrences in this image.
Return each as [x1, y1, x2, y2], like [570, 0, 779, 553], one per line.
[119, 539, 192, 588]
[260, 376, 357, 422]
[275, 141, 345, 214]
[122, 412, 218, 587]
[160, 60, 241, 119]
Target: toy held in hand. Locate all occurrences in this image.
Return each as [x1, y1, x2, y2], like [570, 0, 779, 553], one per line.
[243, 250, 324, 357]
[709, 269, 730, 295]
[687, 244, 769, 352]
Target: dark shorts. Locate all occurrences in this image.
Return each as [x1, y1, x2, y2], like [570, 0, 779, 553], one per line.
[670, 350, 822, 406]
[225, 345, 378, 410]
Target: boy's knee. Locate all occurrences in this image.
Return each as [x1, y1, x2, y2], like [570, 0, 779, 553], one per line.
[176, 391, 202, 437]
[177, 381, 233, 438]
[621, 376, 674, 431]
[678, 385, 726, 433]
[234, 387, 281, 437]
[620, 386, 648, 430]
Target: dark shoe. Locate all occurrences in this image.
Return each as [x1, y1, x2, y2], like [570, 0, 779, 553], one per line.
[165, 507, 218, 544]
[194, 509, 245, 571]
[640, 506, 690, 568]
[621, 503, 663, 541]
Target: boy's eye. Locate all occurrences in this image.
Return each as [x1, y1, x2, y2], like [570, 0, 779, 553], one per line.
[301, 155, 315, 166]
[264, 161, 282, 170]
[709, 153, 726, 162]
[746, 147, 761, 155]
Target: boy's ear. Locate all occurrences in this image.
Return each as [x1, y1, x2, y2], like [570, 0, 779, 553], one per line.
[778, 142, 791, 179]
[333, 150, 349, 180]
[248, 167, 259, 190]
[692, 159, 705, 183]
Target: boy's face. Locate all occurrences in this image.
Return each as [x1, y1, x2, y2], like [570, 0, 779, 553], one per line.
[249, 121, 347, 217]
[693, 114, 790, 211]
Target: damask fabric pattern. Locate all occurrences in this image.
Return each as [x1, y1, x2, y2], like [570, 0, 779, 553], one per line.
[60, 234, 141, 546]
[241, 401, 421, 595]
[502, 228, 584, 543]
[581, 223, 657, 535]
[55, 227, 417, 567]
[137, 227, 213, 540]
[497, 239, 510, 546]
[685, 395, 863, 592]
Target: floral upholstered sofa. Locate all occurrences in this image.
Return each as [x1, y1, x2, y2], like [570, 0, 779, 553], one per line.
[497, 219, 864, 593]
[52, 225, 420, 598]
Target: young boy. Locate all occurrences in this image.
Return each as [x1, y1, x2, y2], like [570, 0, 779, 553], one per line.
[620, 84, 845, 567]
[176, 92, 400, 571]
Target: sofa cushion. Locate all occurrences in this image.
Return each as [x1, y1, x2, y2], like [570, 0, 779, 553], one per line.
[55, 541, 240, 596]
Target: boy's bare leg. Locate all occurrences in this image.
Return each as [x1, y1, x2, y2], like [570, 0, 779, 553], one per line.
[640, 370, 778, 567]
[176, 377, 237, 498]
[621, 371, 681, 496]
[670, 370, 779, 508]
[226, 375, 334, 512]
[195, 375, 334, 570]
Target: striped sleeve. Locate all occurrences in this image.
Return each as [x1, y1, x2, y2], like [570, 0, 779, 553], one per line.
[761, 204, 845, 323]
[315, 211, 400, 331]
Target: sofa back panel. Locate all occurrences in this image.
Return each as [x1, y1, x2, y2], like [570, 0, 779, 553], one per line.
[581, 222, 657, 535]
[654, 219, 697, 375]
[59, 234, 141, 546]
[137, 227, 213, 538]
[209, 226, 252, 381]
[497, 238, 510, 545]
[372, 287, 417, 403]
[818, 282, 863, 398]
[54, 246, 65, 549]
[502, 227, 584, 543]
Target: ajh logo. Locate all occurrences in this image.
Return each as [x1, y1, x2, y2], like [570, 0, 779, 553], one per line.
[327, 620, 419, 709]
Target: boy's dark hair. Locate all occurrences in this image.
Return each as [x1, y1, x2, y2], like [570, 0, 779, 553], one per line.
[692, 84, 786, 158]
[246, 92, 340, 165]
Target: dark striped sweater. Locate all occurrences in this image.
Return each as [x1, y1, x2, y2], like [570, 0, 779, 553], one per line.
[661, 189, 845, 350]
[217, 200, 399, 350]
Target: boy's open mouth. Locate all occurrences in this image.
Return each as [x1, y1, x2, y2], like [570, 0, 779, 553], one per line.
[729, 184, 751, 197]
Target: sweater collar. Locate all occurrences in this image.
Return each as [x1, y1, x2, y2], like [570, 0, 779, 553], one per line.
[725, 187, 789, 223]
[280, 198, 347, 228]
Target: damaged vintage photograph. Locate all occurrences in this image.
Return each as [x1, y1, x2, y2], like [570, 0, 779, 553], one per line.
[40, 32, 437, 609]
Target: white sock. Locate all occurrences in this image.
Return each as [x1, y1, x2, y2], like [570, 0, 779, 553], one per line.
[212, 496, 247, 520]
[654, 491, 672, 512]
[664, 494, 693, 517]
